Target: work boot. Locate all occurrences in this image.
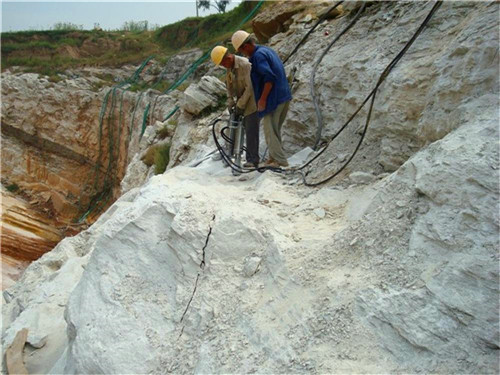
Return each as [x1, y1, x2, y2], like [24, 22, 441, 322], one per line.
[260, 158, 280, 168]
[243, 161, 258, 168]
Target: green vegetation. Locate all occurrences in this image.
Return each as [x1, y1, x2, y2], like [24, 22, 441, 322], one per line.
[129, 81, 150, 92]
[5, 183, 19, 192]
[151, 80, 172, 93]
[1, 28, 164, 75]
[156, 117, 178, 139]
[155, 1, 257, 52]
[154, 143, 171, 174]
[121, 20, 149, 32]
[198, 0, 231, 14]
[47, 74, 63, 83]
[53, 22, 83, 31]
[175, 82, 191, 92]
[141, 143, 171, 174]
[141, 146, 156, 166]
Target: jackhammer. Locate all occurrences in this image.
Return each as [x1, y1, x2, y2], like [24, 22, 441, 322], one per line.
[222, 111, 245, 176]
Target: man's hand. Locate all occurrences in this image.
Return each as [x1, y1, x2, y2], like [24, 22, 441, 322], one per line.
[235, 106, 244, 117]
[258, 98, 267, 112]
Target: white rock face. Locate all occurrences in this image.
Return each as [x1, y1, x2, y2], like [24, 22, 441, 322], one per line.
[356, 112, 499, 373]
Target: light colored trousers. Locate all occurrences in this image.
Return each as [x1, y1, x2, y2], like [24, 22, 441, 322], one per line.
[262, 101, 290, 165]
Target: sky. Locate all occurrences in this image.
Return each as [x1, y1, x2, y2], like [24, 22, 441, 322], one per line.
[1, 1, 242, 32]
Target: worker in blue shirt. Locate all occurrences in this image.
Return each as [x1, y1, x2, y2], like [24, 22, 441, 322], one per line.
[232, 30, 292, 168]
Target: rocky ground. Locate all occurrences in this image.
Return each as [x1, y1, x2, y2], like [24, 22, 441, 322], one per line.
[3, 107, 498, 372]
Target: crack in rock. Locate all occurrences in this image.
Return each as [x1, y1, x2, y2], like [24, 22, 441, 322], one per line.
[179, 215, 215, 331]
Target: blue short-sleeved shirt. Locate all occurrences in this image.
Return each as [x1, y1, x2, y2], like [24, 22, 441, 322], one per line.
[249, 45, 292, 118]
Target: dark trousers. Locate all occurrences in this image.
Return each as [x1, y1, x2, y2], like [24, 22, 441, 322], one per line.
[244, 111, 260, 164]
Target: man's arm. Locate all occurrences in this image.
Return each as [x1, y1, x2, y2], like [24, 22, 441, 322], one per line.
[258, 82, 273, 112]
[254, 52, 277, 112]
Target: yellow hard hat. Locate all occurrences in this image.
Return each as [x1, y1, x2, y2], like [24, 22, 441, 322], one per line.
[210, 46, 228, 66]
[231, 30, 250, 51]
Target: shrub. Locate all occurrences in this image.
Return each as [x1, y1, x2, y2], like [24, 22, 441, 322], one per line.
[141, 142, 171, 174]
[141, 146, 156, 167]
[58, 38, 81, 47]
[154, 1, 256, 51]
[152, 80, 172, 93]
[6, 183, 19, 192]
[48, 74, 63, 83]
[154, 143, 171, 174]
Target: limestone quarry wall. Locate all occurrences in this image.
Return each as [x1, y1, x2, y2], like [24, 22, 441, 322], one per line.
[1, 72, 174, 221]
[1, 68, 176, 282]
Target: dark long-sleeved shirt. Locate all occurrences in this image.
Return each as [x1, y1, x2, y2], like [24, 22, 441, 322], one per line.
[249, 45, 292, 118]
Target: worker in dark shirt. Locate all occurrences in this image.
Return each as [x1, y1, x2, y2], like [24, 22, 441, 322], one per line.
[232, 30, 292, 168]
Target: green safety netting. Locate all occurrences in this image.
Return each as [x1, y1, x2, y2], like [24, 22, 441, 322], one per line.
[77, 56, 154, 223]
[163, 105, 180, 122]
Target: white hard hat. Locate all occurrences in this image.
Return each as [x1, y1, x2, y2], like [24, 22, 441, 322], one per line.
[231, 30, 250, 51]
[210, 46, 228, 66]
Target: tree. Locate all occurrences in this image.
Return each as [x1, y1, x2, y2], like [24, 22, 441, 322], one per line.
[197, 0, 231, 14]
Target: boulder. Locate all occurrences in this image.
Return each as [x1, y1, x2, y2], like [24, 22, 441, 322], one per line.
[161, 48, 204, 84]
[181, 75, 226, 116]
[120, 153, 152, 194]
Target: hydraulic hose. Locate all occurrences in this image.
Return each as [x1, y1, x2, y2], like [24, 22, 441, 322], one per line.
[210, 117, 284, 175]
[311, 2, 367, 151]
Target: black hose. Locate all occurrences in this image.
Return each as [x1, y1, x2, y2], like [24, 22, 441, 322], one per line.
[298, 0, 443, 186]
[221, 126, 249, 153]
[210, 117, 284, 175]
[311, 2, 367, 150]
